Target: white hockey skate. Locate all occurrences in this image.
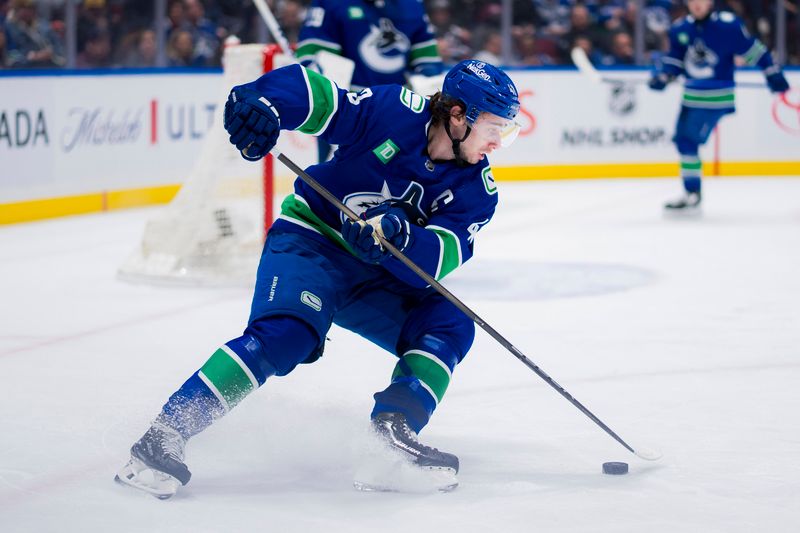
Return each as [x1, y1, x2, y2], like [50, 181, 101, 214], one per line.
[353, 412, 459, 493]
[115, 422, 191, 499]
[664, 191, 702, 215]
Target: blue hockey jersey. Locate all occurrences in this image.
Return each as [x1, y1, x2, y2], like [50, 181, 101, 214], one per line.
[236, 64, 497, 288]
[296, 0, 443, 89]
[660, 11, 778, 111]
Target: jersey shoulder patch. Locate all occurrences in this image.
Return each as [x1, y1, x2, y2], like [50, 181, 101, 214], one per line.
[399, 86, 426, 113]
[718, 11, 737, 23]
[479, 163, 497, 195]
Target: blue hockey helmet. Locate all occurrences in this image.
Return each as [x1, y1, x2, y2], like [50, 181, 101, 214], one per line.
[442, 60, 520, 124]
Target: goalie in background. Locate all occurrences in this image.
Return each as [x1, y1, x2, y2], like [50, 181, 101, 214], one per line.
[296, 0, 445, 163]
[115, 58, 521, 498]
[648, 0, 789, 212]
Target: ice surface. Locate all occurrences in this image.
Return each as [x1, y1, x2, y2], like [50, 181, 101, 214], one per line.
[1, 178, 799, 532]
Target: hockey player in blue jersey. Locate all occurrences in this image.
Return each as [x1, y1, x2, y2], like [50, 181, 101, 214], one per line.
[296, 0, 445, 163]
[648, 0, 789, 211]
[115, 59, 521, 498]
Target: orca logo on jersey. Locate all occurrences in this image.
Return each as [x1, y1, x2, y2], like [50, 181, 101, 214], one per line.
[685, 39, 718, 79]
[342, 181, 428, 226]
[358, 18, 411, 74]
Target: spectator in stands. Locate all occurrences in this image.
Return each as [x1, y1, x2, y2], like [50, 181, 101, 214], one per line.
[184, 0, 221, 66]
[167, 0, 189, 36]
[571, 34, 604, 65]
[601, 30, 635, 65]
[428, 0, 473, 62]
[533, 0, 572, 39]
[559, 2, 608, 63]
[5, 0, 65, 68]
[0, 25, 7, 68]
[121, 28, 157, 67]
[515, 27, 558, 66]
[604, 0, 669, 58]
[278, 0, 306, 45]
[76, 27, 113, 68]
[474, 29, 503, 64]
[167, 28, 201, 67]
[78, 0, 109, 39]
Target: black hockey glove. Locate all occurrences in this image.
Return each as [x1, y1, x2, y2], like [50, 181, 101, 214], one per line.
[224, 86, 280, 161]
[342, 204, 412, 264]
[766, 70, 789, 94]
[648, 72, 674, 92]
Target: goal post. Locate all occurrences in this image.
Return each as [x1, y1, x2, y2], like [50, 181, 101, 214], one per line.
[118, 43, 299, 286]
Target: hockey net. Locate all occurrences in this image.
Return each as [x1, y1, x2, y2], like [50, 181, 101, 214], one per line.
[118, 44, 305, 286]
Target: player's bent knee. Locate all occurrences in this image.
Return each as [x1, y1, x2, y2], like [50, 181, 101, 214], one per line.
[674, 138, 699, 156]
[439, 313, 475, 364]
[242, 315, 322, 377]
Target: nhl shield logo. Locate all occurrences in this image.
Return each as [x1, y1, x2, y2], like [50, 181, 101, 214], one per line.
[608, 82, 636, 116]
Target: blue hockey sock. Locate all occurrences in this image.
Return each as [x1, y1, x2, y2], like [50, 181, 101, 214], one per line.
[158, 316, 319, 439]
[679, 155, 702, 194]
[372, 335, 459, 433]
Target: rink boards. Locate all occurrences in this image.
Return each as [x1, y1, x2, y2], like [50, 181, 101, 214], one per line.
[1, 67, 799, 223]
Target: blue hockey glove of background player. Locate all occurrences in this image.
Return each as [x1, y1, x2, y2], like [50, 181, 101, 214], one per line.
[766, 70, 789, 94]
[341, 203, 412, 264]
[223, 86, 280, 161]
[648, 72, 674, 91]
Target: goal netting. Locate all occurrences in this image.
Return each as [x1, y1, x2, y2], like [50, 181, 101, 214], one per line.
[118, 44, 309, 286]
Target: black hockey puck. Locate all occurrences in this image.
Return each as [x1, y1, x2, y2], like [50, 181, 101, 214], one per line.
[602, 462, 628, 475]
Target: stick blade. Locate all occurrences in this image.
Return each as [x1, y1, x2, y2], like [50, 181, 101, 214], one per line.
[570, 47, 602, 84]
[634, 446, 663, 461]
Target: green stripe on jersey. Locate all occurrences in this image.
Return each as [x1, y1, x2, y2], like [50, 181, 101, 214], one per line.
[298, 68, 338, 136]
[682, 92, 735, 103]
[392, 351, 452, 403]
[428, 226, 462, 280]
[200, 348, 255, 408]
[279, 194, 352, 252]
[680, 160, 702, 170]
[743, 42, 767, 64]
[409, 42, 439, 63]
[295, 40, 341, 60]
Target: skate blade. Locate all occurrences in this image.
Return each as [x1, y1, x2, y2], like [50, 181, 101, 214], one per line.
[353, 473, 458, 494]
[663, 205, 702, 218]
[114, 458, 180, 500]
[353, 453, 458, 494]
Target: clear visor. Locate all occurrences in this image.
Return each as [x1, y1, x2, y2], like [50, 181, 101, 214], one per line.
[470, 114, 522, 148]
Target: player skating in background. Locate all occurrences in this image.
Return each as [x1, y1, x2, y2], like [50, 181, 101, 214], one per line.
[648, 0, 789, 212]
[296, 0, 444, 162]
[115, 59, 520, 498]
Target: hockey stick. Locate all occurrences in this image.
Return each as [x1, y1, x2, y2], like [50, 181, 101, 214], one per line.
[270, 149, 662, 462]
[570, 47, 767, 89]
[252, 0, 294, 57]
[251, 0, 355, 100]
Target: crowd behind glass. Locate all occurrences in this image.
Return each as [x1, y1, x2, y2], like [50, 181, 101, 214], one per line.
[0, 0, 797, 70]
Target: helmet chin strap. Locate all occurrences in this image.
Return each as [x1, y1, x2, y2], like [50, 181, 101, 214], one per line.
[444, 120, 473, 168]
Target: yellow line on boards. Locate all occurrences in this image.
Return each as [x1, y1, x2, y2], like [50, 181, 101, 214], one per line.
[493, 161, 800, 181]
[0, 185, 180, 225]
[2, 161, 799, 225]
